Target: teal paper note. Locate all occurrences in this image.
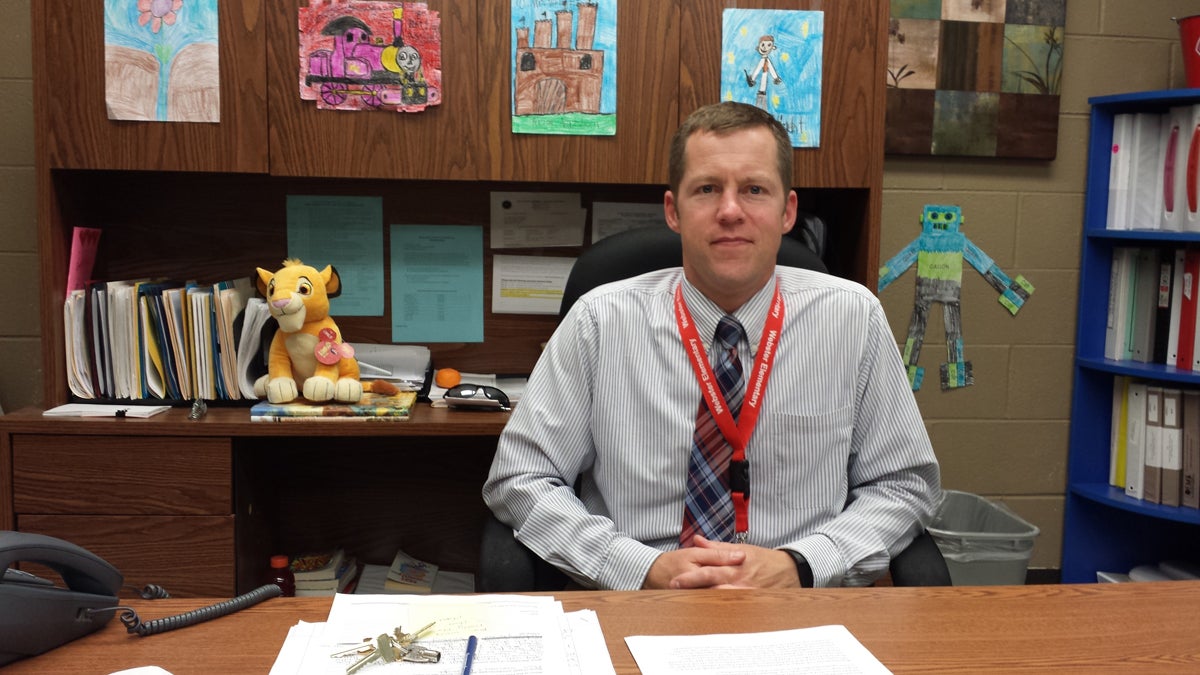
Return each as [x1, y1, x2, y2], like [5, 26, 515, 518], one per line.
[390, 225, 484, 343]
[286, 195, 384, 317]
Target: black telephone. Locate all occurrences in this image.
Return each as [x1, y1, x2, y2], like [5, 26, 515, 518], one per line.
[0, 531, 123, 666]
[0, 531, 283, 666]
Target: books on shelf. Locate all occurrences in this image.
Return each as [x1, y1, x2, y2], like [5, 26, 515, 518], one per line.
[289, 548, 347, 582]
[1105, 105, 1200, 233]
[1101, 245, 1200, 375]
[384, 548, 439, 594]
[63, 274, 256, 403]
[355, 563, 474, 595]
[287, 548, 362, 596]
[1111, 381, 1197, 510]
[250, 390, 417, 421]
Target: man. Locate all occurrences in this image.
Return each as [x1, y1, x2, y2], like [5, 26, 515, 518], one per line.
[483, 101, 940, 590]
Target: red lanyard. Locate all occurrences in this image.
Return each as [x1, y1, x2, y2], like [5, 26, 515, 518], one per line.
[674, 281, 784, 535]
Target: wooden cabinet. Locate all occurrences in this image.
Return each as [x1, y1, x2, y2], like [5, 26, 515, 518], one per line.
[477, 0, 681, 184]
[266, 0, 488, 180]
[1, 408, 506, 597]
[32, 0, 889, 407]
[32, 0, 268, 173]
[11, 435, 235, 596]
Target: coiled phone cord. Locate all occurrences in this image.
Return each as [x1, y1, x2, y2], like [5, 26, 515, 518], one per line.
[98, 583, 283, 637]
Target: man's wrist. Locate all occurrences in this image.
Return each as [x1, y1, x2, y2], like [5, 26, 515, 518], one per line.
[784, 549, 813, 588]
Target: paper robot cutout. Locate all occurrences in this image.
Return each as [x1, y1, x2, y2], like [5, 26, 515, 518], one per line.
[878, 204, 1034, 391]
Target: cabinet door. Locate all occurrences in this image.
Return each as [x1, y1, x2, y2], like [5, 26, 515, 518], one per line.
[267, 0, 486, 179]
[12, 435, 232, 515]
[18, 514, 236, 597]
[33, 0, 268, 172]
[478, 0, 680, 184]
[680, 0, 886, 190]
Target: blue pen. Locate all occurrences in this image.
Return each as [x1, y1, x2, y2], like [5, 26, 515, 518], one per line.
[462, 635, 478, 675]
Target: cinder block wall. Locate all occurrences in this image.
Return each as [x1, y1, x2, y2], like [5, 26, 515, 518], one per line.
[0, 1, 1194, 570]
[880, 0, 1195, 570]
[0, 0, 37, 414]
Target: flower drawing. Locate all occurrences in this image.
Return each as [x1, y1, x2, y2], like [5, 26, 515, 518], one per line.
[138, 0, 183, 33]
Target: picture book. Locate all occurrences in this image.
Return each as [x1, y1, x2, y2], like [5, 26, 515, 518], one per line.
[384, 548, 439, 594]
[295, 556, 361, 596]
[250, 390, 417, 421]
[289, 548, 345, 582]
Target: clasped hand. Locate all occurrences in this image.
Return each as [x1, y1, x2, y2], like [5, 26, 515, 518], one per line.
[643, 535, 801, 589]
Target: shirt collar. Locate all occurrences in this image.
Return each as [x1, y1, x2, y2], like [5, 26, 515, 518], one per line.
[679, 272, 777, 353]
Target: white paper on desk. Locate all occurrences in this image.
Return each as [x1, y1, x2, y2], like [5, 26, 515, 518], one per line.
[490, 191, 586, 249]
[591, 201, 664, 243]
[625, 625, 892, 675]
[323, 593, 574, 673]
[492, 254, 576, 315]
[561, 609, 617, 675]
[43, 403, 171, 418]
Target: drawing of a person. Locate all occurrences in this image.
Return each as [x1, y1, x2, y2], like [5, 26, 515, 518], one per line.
[744, 35, 782, 110]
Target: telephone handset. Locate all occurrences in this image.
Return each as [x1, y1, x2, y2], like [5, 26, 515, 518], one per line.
[0, 531, 122, 666]
[0, 531, 282, 666]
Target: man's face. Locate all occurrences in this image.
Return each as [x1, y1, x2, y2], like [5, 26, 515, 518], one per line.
[757, 39, 775, 57]
[664, 127, 796, 312]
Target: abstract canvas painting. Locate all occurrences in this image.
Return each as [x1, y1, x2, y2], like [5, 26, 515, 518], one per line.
[886, 0, 1066, 159]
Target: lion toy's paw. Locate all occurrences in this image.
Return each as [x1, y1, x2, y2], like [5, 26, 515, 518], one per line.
[266, 377, 300, 404]
[334, 378, 364, 403]
[302, 376, 336, 402]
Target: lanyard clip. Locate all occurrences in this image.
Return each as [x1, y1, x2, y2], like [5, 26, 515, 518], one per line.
[729, 459, 750, 498]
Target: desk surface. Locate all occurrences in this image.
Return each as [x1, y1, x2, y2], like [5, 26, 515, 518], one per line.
[6, 582, 1200, 674]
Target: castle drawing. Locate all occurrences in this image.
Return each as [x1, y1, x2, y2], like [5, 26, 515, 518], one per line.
[513, 3, 603, 116]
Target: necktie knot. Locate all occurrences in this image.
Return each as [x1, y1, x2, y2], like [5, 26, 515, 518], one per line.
[716, 316, 744, 352]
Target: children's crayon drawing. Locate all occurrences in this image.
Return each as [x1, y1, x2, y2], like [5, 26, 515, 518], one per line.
[298, 1, 442, 113]
[104, 0, 220, 122]
[510, 0, 617, 136]
[721, 9, 823, 148]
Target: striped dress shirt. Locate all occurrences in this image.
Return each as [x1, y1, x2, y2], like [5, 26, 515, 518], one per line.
[483, 266, 941, 590]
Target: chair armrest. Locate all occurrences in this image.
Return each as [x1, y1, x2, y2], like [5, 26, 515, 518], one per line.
[477, 514, 570, 592]
[889, 530, 952, 587]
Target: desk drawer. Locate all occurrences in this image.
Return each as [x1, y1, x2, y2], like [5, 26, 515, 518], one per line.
[18, 514, 235, 597]
[13, 435, 231, 514]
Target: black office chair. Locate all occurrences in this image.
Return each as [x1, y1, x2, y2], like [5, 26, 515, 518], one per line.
[479, 226, 951, 590]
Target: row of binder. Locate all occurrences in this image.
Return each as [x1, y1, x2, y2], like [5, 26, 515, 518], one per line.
[1105, 246, 1200, 370]
[63, 277, 271, 402]
[1106, 106, 1200, 232]
[1111, 379, 1200, 508]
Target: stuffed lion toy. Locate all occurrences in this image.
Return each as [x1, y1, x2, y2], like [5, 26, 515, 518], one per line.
[254, 259, 394, 404]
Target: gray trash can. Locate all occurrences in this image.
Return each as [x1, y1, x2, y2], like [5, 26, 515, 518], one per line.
[927, 490, 1040, 586]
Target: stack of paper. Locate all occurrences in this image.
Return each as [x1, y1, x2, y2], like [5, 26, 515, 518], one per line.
[270, 593, 615, 675]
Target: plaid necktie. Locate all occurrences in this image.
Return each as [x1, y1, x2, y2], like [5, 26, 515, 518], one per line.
[681, 315, 746, 546]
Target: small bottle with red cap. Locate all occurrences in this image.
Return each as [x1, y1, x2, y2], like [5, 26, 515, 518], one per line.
[268, 554, 295, 597]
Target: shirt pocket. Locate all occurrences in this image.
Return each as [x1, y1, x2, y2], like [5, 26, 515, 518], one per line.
[752, 406, 854, 512]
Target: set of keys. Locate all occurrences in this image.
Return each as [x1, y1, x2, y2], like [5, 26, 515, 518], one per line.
[330, 622, 441, 673]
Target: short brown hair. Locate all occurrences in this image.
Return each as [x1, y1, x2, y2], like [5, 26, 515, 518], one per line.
[667, 102, 793, 195]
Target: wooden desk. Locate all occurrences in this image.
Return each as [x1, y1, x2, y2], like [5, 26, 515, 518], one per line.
[0, 406, 510, 596]
[5, 583, 1199, 674]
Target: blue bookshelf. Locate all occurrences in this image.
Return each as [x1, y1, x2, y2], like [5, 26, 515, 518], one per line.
[1062, 89, 1200, 583]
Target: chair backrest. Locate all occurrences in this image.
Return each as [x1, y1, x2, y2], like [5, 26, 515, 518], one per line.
[559, 226, 827, 319]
